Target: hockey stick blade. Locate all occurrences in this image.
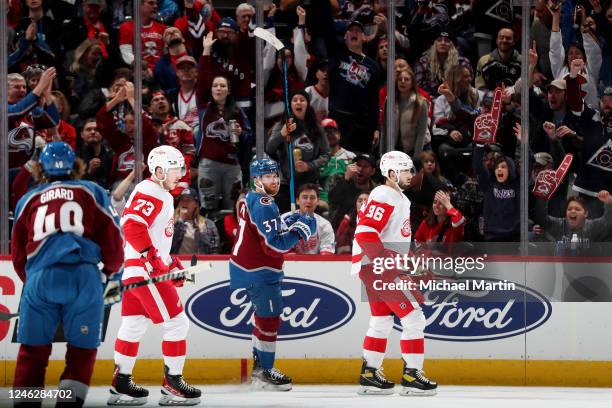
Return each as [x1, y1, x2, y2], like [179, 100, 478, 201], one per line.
[253, 27, 285, 51]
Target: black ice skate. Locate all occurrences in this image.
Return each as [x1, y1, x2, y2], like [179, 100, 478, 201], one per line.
[108, 365, 149, 406]
[159, 365, 202, 406]
[399, 365, 437, 396]
[357, 360, 395, 395]
[251, 367, 293, 391]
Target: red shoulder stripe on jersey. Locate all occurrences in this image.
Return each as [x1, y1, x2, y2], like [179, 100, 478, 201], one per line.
[122, 192, 164, 228]
[358, 199, 394, 233]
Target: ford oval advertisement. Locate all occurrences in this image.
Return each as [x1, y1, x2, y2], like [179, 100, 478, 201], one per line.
[186, 277, 356, 340]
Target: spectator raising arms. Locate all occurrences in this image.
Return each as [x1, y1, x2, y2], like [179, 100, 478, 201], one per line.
[266, 90, 330, 214]
[263, 6, 308, 125]
[326, 20, 381, 154]
[534, 191, 612, 253]
[549, 2, 602, 107]
[473, 144, 521, 242]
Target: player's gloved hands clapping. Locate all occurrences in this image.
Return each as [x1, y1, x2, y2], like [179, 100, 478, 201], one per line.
[168, 256, 186, 287]
[289, 214, 317, 241]
[141, 247, 169, 276]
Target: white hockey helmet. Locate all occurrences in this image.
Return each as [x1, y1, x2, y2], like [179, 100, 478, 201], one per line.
[147, 145, 186, 181]
[379, 150, 414, 180]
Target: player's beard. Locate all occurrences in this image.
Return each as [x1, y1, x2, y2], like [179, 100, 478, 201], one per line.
[264, 183, 280, 196]
[397, 180, 411, 190]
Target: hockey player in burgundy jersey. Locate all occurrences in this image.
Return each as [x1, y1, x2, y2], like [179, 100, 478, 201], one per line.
[11, 142, 124, 407]
[109, 146, 201, 406]
[230, 158, 316, 391]
[352, 151, 438, 396]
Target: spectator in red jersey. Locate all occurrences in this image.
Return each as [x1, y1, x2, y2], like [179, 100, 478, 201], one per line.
[197, 75, 249, 216]
[174, 0, 221, 59]
[62, 0, 114, 61]
[414, 190, 466, 246]
[118, 0, 167, 71]
[335, 191, 370, 254]
[96, 81, 158, 182]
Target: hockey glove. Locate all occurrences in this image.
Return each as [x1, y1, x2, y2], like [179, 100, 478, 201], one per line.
[283, 211, 302, 227]
[141, 247, 169, 276]
[102, 270, 123, 307]
[168, 256, 186, 287]
[289, 214, 317, 241]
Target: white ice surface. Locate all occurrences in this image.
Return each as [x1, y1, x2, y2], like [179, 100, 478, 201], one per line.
[3, 385, 611, 408]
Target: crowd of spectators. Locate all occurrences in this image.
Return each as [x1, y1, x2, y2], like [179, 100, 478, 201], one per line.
[6, 0, 612, 256]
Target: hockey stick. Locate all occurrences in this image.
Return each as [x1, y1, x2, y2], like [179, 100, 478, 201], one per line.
[254, 27, 297, 211]
[0, 261, 215, 319]
[118, 261, 213, 293]
[0, 312, 19, 321]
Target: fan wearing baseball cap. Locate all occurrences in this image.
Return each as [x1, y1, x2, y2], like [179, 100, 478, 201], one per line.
[171, 188, 221, 255]
[319, 118, 357, 207]
[326, 14, 382, 154]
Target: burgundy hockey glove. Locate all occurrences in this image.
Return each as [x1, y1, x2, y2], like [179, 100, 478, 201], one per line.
[168, 256, 186, 287]
[473, 87, 503, 145]
[141, 248, 169, 276]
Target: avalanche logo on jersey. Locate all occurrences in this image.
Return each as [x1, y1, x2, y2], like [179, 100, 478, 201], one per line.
[401, 219, 411, 238]
[259, 196, 273, 206]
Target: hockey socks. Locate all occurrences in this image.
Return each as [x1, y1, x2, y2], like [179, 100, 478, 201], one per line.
[57, 345, 97, 405]
[252, 314, 280, 369]
[162, 340, 187, 375]
[114, 339, 140, 374]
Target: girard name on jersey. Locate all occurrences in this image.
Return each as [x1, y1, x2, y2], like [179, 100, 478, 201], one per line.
[40, 188, 74, 203]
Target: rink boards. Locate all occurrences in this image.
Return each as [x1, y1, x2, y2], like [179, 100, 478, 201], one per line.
[1, 255, 612, 387]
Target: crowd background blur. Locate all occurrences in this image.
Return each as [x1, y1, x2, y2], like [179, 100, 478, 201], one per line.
[4, 0, 612, 255]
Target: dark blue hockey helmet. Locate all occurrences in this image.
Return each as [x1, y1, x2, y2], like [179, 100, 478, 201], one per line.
[39, 141, 75, 177]
[250, 157, 279, 179]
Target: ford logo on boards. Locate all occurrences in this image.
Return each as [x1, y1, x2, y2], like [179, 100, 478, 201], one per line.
[393, 278, 552, 341]
[186, 277, 356, 340]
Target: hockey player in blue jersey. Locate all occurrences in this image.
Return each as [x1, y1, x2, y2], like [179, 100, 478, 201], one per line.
[11, 142, 124, 407]
[229, 158, 316, 391]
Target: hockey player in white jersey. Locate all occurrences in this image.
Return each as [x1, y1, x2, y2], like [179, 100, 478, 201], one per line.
[108, 146, 201, 406]
[352, 151, 437, 396]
